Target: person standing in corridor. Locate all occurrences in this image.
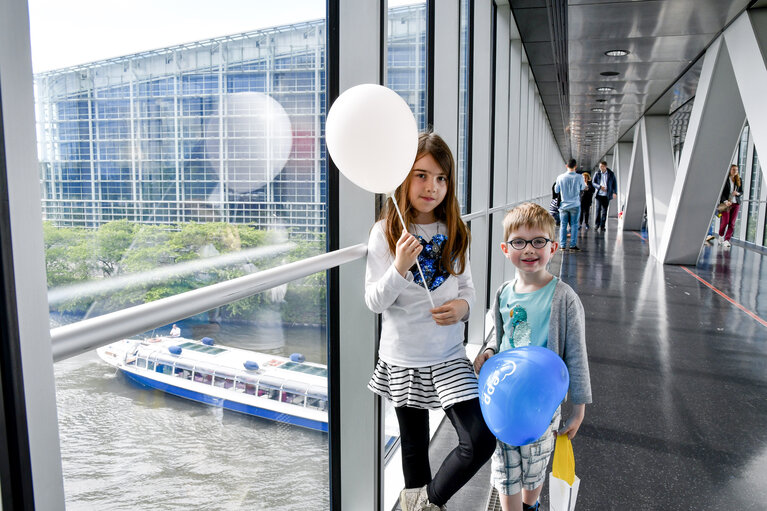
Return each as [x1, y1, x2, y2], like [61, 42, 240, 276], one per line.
[554, 159, 585, 252]
[592, 161, 617, 232]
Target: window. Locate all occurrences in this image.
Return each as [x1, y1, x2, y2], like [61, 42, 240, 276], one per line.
[31, 2, 330, 508]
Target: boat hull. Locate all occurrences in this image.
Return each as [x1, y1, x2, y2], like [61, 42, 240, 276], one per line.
[121, 369, 328, 433]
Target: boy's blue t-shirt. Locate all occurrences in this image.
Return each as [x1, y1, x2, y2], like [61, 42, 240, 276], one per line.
[555, 172, 585, 210]
[498, 277, 558, 352]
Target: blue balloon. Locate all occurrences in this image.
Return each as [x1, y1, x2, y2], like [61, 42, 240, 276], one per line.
[478, 346, 569, 446]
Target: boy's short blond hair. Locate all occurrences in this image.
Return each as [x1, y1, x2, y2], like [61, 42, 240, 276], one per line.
[503, 202, 556, 241]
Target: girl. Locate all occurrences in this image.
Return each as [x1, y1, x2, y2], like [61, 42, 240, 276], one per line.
[579, 172, 595, 231]
[718, 164, 743, 248]
[365, 132, 495, 511]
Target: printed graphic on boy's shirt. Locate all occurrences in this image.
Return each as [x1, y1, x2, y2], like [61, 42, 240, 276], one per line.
[410, 233, 449, 291]
[509, 305, 531, 348]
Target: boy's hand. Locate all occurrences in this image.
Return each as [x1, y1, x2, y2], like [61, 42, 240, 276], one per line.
[393, 231, 422, 277]
[557, 403, 585, 439]
[473, 348, 494, 373]
[430, 299, 469, 326]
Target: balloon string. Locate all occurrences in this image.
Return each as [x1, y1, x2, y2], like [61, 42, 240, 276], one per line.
[390, 194, 436, 310]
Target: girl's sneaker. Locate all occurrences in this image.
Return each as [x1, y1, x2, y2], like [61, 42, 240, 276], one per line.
[522, 501, 540, 511]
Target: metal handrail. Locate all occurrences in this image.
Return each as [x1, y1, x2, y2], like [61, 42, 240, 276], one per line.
[49, 195, 550, 362]
[50, 243, 367, 362]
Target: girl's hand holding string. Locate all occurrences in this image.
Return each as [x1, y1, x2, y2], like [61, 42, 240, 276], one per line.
[430, 299, 469, 326]
[393, 231, 423, 278]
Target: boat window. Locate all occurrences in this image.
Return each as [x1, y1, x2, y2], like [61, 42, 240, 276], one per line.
[137, 358, 147, 369]
[282, 391, 305, 406]
[257, 383, 280, 401]
[156, 364, 173, 375]
[213, 377, 234, 389]
[306, 398, 327, 411]
[147, 361, 155, 371]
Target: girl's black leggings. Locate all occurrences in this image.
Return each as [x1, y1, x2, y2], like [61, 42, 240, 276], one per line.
[395, 398, 496, 507]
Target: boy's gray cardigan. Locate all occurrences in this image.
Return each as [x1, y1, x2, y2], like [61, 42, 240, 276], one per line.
[484, 279, 592, 405]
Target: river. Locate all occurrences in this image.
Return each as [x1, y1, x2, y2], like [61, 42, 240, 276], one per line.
[54, 321, 330, 510]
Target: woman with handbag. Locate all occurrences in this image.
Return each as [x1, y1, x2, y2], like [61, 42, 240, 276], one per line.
[717, 164, 743, 248]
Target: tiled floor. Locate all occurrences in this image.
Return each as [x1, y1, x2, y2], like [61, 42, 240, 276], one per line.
[409, 220, 767, 511]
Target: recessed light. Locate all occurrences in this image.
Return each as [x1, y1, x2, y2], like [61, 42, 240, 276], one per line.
[605, 49, 630, 57]
[600, 71, 620, 77]
[596, 86, 614, 92]
[588, 122, 599, 125]
[592, 108, 606, 112]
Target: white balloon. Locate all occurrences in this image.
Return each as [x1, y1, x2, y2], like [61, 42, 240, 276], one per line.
[205, 92, 293, 194]
[326, 84, 418, 194]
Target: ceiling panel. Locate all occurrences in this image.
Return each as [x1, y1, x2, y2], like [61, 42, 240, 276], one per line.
[510, 0, 752, 168]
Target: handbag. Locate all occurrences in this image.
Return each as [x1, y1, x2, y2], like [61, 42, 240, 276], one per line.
[717, 192, 735, 213]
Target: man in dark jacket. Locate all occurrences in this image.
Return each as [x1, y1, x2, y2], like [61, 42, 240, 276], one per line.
[592, 161, 617, 232]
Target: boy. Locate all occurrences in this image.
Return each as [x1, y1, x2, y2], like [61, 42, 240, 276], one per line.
[473, 202, 592, 511]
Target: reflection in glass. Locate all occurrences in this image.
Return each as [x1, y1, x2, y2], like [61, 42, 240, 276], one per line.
[55, 273, 328, 508]
[388, 2, 427, 131]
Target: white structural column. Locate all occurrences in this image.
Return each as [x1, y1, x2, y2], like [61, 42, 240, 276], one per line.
[640, 115, 676, 259]
[622, 127, 646, 231]
[0, 0, 66, 508]
[491, 4, 512, 295]
[507, 39, 522, 206]
[614, 142, 632, 216]
[656, 36, 745, 264]
[432, 0, 459, 152]
[337, 1, 380, 508]
[468, 0, 493, 345]
[724, 8, 767, 185]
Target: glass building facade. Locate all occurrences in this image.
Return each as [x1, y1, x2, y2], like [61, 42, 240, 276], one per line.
[35, 5, 426, 240]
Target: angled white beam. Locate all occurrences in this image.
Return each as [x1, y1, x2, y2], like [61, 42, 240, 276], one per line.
[641, 115, 676, 259]
[622, 127, 646, 231]
[657, 36, 745, 264]
[724, 8, 767, 185]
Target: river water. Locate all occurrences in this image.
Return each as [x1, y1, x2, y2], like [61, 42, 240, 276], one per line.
[54, 321, 329, 510]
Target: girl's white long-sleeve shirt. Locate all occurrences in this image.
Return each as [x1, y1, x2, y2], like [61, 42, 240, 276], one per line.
[364, 220, 476, 367]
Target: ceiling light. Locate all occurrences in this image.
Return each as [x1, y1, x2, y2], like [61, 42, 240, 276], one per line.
[600, 71, 620, 76]
[605, 49, 629, 57]
[588, 122, 599, 125]
[591, 108, 605, 112]
[596, 86, 614, 92]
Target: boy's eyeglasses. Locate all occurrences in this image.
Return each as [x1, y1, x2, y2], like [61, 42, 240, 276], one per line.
[506, 237, 551, 250]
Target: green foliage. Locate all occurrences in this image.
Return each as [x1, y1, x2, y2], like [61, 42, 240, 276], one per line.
[44, 221, 327, 325]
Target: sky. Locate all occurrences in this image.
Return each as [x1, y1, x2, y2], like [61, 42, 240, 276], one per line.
[28, 0, 424, 73]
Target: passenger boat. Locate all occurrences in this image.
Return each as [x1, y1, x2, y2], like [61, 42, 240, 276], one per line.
[97, 336, 328, 432]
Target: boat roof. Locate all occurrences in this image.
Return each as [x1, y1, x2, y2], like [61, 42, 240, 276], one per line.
[114, 337, 327, 387]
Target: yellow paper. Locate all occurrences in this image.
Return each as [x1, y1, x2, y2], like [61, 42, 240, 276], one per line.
[551, 434, 575, 486]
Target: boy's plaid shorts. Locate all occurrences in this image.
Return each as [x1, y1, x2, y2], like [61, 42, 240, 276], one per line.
[491, 410, 560, 496]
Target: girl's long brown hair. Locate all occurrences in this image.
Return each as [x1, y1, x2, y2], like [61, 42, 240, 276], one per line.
[730, 165, 742, 188]
[380, 132, 470, 275]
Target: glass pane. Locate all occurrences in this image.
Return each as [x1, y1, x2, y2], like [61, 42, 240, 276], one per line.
[457, 0, 471, 214]
[746, 149, 761, 243]
[56, 271, 328, 508]
[388, 1, 427, 132]
[33, 2, 328, 324]
[30, 2, 329, 508]
[383, 0, 427, 472]
[733, 124, 749, 238]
